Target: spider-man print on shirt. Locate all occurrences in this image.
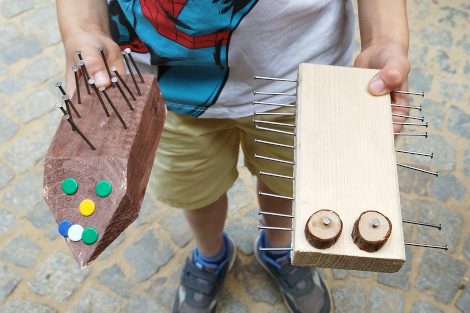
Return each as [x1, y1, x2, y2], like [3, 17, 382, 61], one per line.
[109, 0, 258, 117]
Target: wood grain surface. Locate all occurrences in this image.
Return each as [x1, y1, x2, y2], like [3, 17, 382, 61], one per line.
[43, 74, 166, 268]
[292, 64, 405, 273]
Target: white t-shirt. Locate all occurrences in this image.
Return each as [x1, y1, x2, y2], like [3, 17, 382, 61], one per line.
[110, 0, 355, 118]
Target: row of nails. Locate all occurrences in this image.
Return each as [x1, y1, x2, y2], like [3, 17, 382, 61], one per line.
[54, 47, 144, 150]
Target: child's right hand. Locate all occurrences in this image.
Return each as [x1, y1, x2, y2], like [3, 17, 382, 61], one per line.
[56, 0, 126, 96]
[62, 32, 126, 96]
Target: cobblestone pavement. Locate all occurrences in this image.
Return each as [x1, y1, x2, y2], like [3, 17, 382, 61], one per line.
[0, 0, 469, 312]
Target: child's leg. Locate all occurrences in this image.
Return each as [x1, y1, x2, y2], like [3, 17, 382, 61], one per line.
[183, 193, 228, 255]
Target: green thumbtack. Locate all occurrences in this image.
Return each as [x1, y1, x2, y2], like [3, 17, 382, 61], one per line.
[62, 178, 78, 195]
[96, 180, 112, 197]
[82, 227, 98, 245]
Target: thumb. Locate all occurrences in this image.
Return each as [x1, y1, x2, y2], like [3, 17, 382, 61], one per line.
[368, 58, 410, 96]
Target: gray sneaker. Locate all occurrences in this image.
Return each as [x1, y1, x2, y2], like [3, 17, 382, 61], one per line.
[254, 230, 331, 313]
[173, 233, 237, 313]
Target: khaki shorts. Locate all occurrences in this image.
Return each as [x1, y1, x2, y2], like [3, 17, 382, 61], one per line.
[148, 106, 295, 209]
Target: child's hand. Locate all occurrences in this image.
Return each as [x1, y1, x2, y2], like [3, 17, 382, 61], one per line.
[355, 42, 411, 134]
[62, 32, 125, 96]
[56, 0, 126, 96]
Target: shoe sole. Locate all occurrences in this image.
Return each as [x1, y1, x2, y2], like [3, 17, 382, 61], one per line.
[253, 234, 333, 313]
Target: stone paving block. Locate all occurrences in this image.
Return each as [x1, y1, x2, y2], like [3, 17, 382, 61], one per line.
[67, 289, 121, 313]
[145, 268, 180, 312]
[218, 290, 251, 313]
[2, 171, 43, 215]
[446, 105, 470, 139]
[408, 45, 428, 68]
[0, 210, 18, 235]
[46, 110, 63, 134]
[0, 35, 43, 65]
[18, 56, 62, 86]
[225, 208, 258, 255]
[457, 34, 470, 56]
[227, 177, 253, 216]
[0, 0, 33, 18]
[369, 286, 404, 313]
[420, 99, 445, 130]
[232, 259, 281, 305]
[0, 77, 27, 96]
[0, 161, 14, 190]
[403, 135, 455, 171]
[456, 283, 470, 313]
[0, 113, 19, 146]
[124, 295, 164, 313]
[417, 200, 462, 253]
[411, 300, 443, 313]
[11, 89, 56, 123]
[400, 200, 416, 239]
[415, 250, 466, 304]
[157, 210, 192, 248]
[0, 235, 40, 268]
[123, 229, 174, 282]
[0, 261, 21, 303]
[408, 67, 433, 93]
[53, 45, 65, 62]
[0, 97, 5, 108]
[397, 165, 430, 197]
[377, 246, 412, 290]
[435, 50, 456, 74]
[132, 193, 158, 228]
[21, 4, 61, 46]
[0, 63, 5, 77]
[409, 0, 430, 19]
[463, 233, 470, 261]
[464, 60, 470, 81]
[420, 25, 453, 47]
[98, 232, 126, 260]
[0, 300, 56, 313]
[439, 7, 469, 28]
[28, 251, 91, 304]
[429, 172, 466, 202]
[27, 202, 58, 240]
[0, 23, 22, 48]
[332, 269, 376, 280]
[439, 80, 468, 102]
[331, 282, 366, 313]
[268, 309, 286, 313]
[97, 264, 135, 299]
[4, 130, 51, 173]
[464, 143, 470, 177]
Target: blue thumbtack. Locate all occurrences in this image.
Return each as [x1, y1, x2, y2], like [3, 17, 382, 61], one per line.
[58, 220, 73, 237]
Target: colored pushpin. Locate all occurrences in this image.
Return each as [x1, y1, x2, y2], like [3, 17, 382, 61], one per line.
[62, 178, 78, 195]
[82, 227, 98, 245]
[79, 199, 95, 216]
[68, 224, 84, 242]
[58, 220, 73, 237]
[96, 180, 112, 197]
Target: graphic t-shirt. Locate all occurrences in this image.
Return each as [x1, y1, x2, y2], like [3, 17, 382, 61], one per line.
[109, 0, 355, 118]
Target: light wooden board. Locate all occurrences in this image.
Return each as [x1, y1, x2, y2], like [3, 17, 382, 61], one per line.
[291, 64, 405, 273]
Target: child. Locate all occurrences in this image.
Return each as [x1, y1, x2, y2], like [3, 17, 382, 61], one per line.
[56, 1, 410, 312]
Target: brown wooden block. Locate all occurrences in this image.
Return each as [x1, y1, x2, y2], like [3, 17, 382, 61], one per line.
[292, 64, 405, 273]
[43, 73, 166, 268]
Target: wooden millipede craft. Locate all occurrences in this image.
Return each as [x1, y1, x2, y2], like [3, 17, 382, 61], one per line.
[254, 63, 446, 273]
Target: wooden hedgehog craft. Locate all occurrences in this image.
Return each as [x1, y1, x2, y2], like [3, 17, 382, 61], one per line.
[254, 64, 446, 273]
[43, 48, 166, 268]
